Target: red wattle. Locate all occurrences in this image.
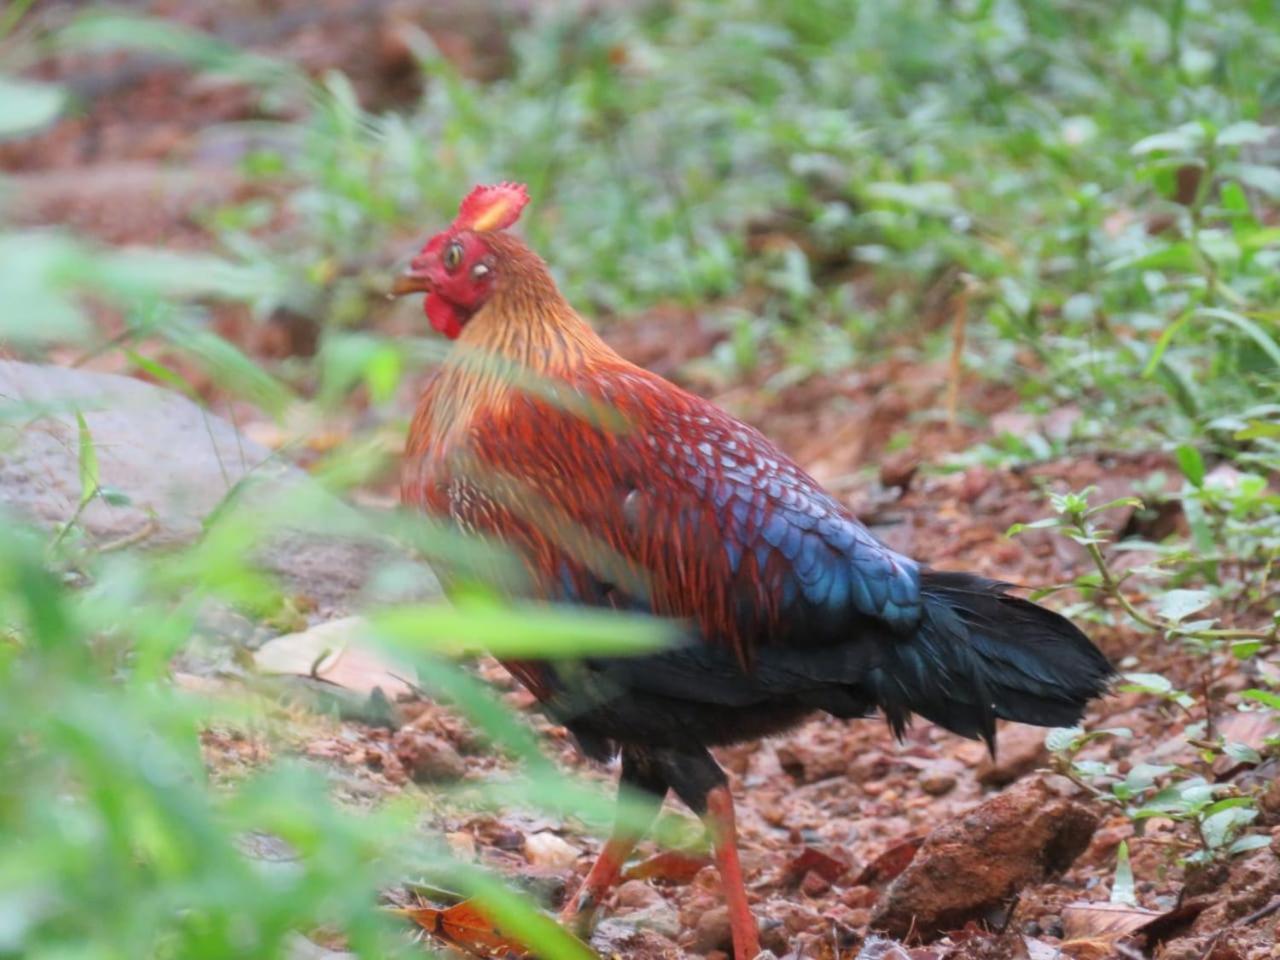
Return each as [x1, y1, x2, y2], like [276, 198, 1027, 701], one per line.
[425, 293, 465, 339]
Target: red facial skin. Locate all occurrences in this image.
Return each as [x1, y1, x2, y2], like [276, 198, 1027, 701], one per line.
[410, 230, 498, 339]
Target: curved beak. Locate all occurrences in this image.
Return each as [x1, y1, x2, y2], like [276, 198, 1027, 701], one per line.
[390, 268, 432, 298]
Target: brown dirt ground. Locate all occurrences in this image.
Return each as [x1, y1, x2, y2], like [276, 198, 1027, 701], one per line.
[8, 5, 1280, 959]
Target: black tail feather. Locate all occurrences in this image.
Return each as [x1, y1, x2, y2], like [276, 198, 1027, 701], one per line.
[865, 570, 1114, 750]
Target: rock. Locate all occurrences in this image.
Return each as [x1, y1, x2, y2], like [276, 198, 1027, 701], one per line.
[523, 832, 581, 870]
[510, 867, 566, 907]
[1186, 847, 1280, 934]
[919, 768, 957, 797]
[878, 452, 918, 492]
[399, 730, 467, 783]
[693, 905, 732, 952]
[590, 919, 678, 957]
[613, 902, 681, 939]
[776, 740, 846, 784]
[871, 777, 1099, 940]
[615, 879, 665, 911]
[977, 723, 1049, 787]
[801, 870, 831, 896]
[0, 361, 440, 618]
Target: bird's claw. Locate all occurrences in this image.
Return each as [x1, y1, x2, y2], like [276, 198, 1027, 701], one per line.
[558, 892, 597, 936]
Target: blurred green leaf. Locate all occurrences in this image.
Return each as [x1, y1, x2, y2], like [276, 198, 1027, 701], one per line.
[1110, 841, 1136, 906]
[73, 411, 98, 507]
[0, 77, 64, 138]
[57, 12, 303, 91]
[1242, 689, 1280, 710]
[375, 601, 675, 658]
[1175, 443, 1206, 487]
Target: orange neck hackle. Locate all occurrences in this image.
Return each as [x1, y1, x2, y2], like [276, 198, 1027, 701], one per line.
[418, 231, 624, 454]
[453, 232, 618, 376]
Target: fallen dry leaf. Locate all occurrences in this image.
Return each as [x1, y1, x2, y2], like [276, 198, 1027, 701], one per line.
[396, 899, 530, 958]
[253, 616, 417, 699]
[854, 836, 923, 886]
[622, 849, 713, 884]
[1130, 898, 1210, 947]
[1062, 900, 1162, 940]
[782, 846, 850, 887]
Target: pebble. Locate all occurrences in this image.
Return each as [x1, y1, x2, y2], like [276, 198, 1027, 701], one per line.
[693, 905, 731, 952]
[402, 732, 466, 783]
[523, 832, 581, 870]
[800, 870, 831, 896]
[920, 771, 957, 796]
[615, 879, 664, 910]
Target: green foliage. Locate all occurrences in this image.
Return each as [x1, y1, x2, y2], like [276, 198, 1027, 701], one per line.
[0, 39, 668, 960]
[1032, 484, 1277, 867]
[3, 0, 1279, 950]
[48, 0, 1280, 422]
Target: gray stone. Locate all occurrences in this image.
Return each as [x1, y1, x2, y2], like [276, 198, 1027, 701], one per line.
[0, 360, 440, 619]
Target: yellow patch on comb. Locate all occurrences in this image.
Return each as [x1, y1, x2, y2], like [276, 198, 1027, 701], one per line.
[454, 182, 531, 233]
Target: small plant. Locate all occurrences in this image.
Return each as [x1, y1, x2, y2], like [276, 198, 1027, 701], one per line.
[1011, 484, 1278, 647]
[1031, 481, 1278, 870]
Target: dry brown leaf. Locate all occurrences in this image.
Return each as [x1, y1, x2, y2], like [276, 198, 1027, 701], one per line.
[783, 846, 851, 887]
[854, 836, 923, 886]
[396, 899, 530, 958]
[1061, 900, 1161, 940]
[622, 849, 713, 884]
[253, 616, 417, 699]
[1130, 897, 1210, 947]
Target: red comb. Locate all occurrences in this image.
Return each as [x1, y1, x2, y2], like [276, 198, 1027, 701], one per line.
[453, 182, 530, 233]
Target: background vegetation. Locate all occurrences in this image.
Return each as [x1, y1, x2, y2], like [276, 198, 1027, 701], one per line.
[1, 0, 1277, 957]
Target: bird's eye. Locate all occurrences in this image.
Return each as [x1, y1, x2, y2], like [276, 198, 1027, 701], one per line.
[472, 263, 490, 280]
[443, 241, 463, 273]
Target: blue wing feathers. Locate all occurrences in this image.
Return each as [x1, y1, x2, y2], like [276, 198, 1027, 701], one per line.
[615, 374, 924, 641]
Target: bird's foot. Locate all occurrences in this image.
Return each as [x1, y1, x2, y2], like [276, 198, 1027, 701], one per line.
[557, 889, 598, 937]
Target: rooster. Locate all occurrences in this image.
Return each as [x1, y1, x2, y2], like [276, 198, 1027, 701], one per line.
[396, 183, 1113, 959]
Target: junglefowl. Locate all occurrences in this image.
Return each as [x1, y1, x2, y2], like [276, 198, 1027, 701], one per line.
[396, 182, 1113, 960]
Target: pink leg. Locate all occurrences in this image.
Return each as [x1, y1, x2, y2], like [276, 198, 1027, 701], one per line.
[705, 785, 761, 960]
[559, 832, 639, 932]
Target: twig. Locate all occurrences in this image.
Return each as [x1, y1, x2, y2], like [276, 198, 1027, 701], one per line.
[308, 647, 334, 681]
[945, 275, 975, 439]
[50, 485, 97, 551]
[1053, 761, 1122, 806]
[96, 516, 158, 553]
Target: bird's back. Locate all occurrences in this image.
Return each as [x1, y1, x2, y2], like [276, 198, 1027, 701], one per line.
[402, 291, 1109, 760]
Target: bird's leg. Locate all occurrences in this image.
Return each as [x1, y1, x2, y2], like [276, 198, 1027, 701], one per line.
[660, 748, 762, 960]
[560, 749, 667, 934]
[703, 785, 761, 960]
[559, 833, 639, 932]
